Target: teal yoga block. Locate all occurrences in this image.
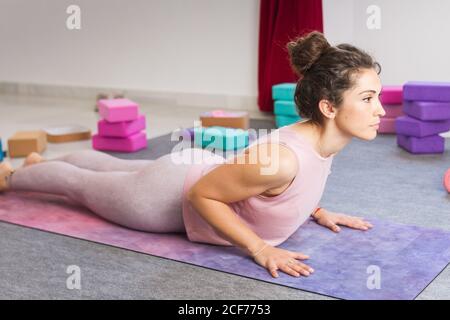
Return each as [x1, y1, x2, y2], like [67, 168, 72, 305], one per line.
[274, 100, 299, 117]
[194, 126, 249, 150]
[0, 138, 3, 162]
[275, 115, 301, 128]
[272, 83, 296, 101]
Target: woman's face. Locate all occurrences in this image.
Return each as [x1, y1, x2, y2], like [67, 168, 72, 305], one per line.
[334, 68, 386, 141]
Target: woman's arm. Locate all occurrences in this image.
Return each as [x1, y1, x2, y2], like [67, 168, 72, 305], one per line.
[187, 143, 295, 254]
[187, 143, 314, 278]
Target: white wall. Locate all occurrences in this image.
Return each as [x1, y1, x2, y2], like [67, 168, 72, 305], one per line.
[324, 0, 450, 85]
[1, 0, 450, 104]
[0, 0, 260, 97]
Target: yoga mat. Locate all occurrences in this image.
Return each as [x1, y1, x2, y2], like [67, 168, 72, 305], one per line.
[0, 190, 449, 300]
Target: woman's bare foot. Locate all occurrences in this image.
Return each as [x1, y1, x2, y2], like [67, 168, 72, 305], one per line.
[0, 161, 15, 192]
[23, 152, 45, 167]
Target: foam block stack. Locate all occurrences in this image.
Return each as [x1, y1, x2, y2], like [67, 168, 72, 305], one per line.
[92, 98, 148, 152]
[272, 83, 301, 128]
[379, 86, 404, 133]
[396, 81, 450, 154]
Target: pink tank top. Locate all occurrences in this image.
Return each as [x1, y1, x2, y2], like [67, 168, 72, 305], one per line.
[181, 125, 335, 247]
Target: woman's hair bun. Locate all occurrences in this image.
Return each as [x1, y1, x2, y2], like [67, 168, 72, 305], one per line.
[287, 31, 331, 77]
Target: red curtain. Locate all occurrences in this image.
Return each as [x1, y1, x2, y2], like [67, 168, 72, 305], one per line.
[258, 0, 323, 112]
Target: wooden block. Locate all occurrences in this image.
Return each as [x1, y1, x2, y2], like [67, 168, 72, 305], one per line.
[8, 130, 47, 158]
[44, 125, 92, 143]
[200, 110, 249, 129]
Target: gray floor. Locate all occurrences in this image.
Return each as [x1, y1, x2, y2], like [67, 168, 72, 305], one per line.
[1, 94, 449, 299]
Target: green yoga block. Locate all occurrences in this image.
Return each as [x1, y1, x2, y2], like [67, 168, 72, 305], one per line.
[274, 100, 299, 117]
[275, 115, 301, 128]
[272, 83, 296, 101]
[194, 126, 249, 150]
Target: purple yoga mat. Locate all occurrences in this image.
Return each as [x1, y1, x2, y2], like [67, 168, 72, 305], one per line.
[1, 191, 449, 300]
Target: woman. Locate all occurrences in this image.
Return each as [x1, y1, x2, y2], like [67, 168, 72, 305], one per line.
[0, 31, 383, 279]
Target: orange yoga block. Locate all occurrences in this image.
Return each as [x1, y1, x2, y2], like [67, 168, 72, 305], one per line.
[200, 110, 249, 129]
[8, 130, 47, 158]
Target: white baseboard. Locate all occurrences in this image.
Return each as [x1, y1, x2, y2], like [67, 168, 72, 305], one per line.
[0, 81, 261, 113]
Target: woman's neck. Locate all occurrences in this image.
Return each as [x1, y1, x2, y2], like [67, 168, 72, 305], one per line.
[291, 120, 352, 158]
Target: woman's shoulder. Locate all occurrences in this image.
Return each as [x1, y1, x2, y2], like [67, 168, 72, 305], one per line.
[238, 140, 299, 181]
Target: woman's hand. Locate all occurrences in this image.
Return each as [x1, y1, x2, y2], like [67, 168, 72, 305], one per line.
[313, 208, 373, 233]
[252, 244, 314, 278]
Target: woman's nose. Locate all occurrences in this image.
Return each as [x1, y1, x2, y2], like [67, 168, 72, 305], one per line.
[376, 102, 386, 117]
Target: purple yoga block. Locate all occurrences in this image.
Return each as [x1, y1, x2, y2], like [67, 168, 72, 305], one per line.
[397, 134, 445, 154]
[92, 131, 147, 152]
[395, 115, 450, 137]
[98, 114, 146, 137]
[403, 100, 450, 121]
[403, 81, 450, 102]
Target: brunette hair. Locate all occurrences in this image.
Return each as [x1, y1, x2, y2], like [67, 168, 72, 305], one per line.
[286, 31, 381, 125]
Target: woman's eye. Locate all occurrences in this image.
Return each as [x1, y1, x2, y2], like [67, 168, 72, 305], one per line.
[363, 97, 372, 102]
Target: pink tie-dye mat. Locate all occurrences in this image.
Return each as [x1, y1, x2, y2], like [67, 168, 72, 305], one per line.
[1, 191, 449, 300]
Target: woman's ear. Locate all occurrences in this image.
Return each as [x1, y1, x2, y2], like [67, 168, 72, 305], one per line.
[318, 99, 337, 119]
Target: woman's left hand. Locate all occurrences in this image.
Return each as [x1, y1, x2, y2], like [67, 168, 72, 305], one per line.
[312, 208, 373, 233]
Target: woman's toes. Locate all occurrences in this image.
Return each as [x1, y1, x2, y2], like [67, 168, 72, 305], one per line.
[23, 152, 44, 167]
[0, 161, 14, 191]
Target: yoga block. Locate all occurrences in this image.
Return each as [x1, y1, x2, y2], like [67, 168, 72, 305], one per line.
[194, 126, 248, 150]
[274, 100, 299, 117]
[186, 127, 195, 140]
[395, 116, 450, 138]
[44, 125, 92, 143]
[403, 81, 450, 102]
[98, 114, 146, 138]
[97, 98, 139, 123]
[380, 86, 403, 105]
[92, 131, 147, 152]
[8, 130, 47, 158]
[397, 134, 445, 154]
[378, 117, 397, 133]
[275, 114, 301, 128]
[383, 104, 404, 118]
[272, 83, 296, 101]
[444, 168, 450, 193]
[403, 100, 450, 121]
[200, 110, 249, 129]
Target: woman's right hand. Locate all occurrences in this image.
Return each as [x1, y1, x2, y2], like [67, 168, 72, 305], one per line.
[252, 244, 314, 278]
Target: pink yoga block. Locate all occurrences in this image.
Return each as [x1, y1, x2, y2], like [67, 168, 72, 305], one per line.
[97, 98, 139, 123]
[92, 131, 147, 152]
[381, 86, 403, 105]
[383, 104, 404, 118]
[378, 117, 397, 133]
[444, 168, 450, 193]
[98, 114, 146, 138]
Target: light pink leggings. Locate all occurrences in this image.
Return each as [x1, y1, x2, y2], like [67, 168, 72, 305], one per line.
[9, 149, 196, 233]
